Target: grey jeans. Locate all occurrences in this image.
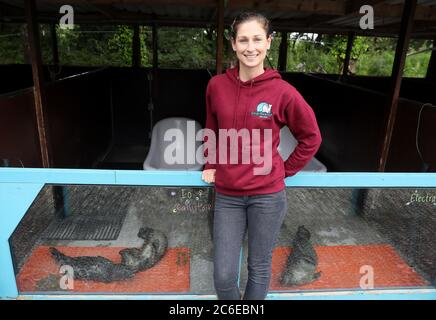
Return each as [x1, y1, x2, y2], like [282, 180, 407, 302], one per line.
[213, 189, 287, 300]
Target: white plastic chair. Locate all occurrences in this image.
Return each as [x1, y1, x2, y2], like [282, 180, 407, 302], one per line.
[143, 117, 204, 170]
[278, 126, 327, 172]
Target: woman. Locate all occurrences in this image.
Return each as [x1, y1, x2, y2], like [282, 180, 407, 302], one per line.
[202, 12, 322, 300]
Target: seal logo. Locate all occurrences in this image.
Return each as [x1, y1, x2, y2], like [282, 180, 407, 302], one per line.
[252, 102, 273, 118]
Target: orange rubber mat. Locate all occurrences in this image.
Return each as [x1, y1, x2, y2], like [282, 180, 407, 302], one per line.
[17, 246, 190, 293]
[270, 244, 429, 290]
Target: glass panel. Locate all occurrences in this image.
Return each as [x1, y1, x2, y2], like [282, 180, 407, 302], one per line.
[243, 188, 436, 292]
[10, 186, 436, 295]
[11, 185, 214, 294]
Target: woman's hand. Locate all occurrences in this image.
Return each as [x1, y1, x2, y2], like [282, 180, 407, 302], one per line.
[202, 169, 216, 184]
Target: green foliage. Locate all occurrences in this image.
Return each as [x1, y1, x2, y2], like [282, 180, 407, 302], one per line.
[327, 34, 370, 61]
[286, 33, 343, 73]
[353, 37, 432, 77]
[57, 25, 134, 66]
[0, 23, 433, 78]
[403, 39, 433, 78]
[0, 23, 26, 64]
[264, 32, 280, 69]
[157, 27, 215, 69]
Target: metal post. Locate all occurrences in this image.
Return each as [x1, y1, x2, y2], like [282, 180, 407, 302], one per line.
[152, 23, 158, 69]
[132, 24, 141, 68]
[278, 32, 288, 71]
[426, 38, 436, 81]
[50, 23, 59, 67]
[341, 32, 355, 80]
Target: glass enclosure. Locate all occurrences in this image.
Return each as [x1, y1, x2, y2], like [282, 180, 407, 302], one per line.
[10, 185, 436, 294]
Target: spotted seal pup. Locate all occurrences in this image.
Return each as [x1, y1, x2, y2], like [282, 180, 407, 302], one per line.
[49, 227, 168, 283]
[49, 247, 135, 283]
[280, 225, 321, 286]
[119, 227, 168, 272]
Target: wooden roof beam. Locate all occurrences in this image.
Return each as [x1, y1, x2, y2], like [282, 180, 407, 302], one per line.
[326, 1, 436, 23]
[344, 0, 387, 14]
[41, 0, 216, 7]
[376, 3, 436, 21]
[85, 4, 117, 19]
[228, 0, 347, 15]
[7, 13, 433, 39]
[0, 2, 24, 18]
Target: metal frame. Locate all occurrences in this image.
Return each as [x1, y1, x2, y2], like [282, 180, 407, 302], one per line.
[1, 168, 436, 300]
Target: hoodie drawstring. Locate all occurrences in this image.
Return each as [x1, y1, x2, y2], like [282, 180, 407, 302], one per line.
[243, 80, 254, 129]
[233, 78, 254, 130]
[233, 80, 241, 129]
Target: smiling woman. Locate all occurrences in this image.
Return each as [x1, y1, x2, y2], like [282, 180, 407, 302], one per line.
[230, 12, 272, 81]
[201, 11, 322, 300]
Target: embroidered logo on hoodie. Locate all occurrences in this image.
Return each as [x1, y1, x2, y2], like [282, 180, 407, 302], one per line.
[251, 102, 272, 118]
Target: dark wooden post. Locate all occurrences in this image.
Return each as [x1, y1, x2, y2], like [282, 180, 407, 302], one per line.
[426, 38, 436, 81]
[50, 23, 59, 67]
[25, 0, 52, 168]
[132, 24, 141, 68]
[378, 0, 417, 172]
[341, 32, 355, 79]
[148, 23, 158, 141]
[278, 32, 288, 72]
[216, 0, 224, 74]
[152, 23, 158, 69]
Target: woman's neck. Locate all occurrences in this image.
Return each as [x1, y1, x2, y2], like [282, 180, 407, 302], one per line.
[238, 64, 265, 82]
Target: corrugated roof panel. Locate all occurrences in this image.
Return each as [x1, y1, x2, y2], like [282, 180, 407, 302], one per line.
[0, 0, 435, 37]
[327, 15, 401, 27]
[111, 2, 214, 20]
[4, 0, 93, 14]
[387, 0, 436, 5]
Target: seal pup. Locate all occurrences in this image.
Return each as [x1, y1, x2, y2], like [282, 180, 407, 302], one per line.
[119, 227, 168, 272]
[280, 225, 321, 286]
[49, 227, 168, 282]
[49, 247, 135, 283]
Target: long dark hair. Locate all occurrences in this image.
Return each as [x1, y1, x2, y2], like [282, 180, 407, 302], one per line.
[230, 12, 273, 39]
[227, 12, 273, 68]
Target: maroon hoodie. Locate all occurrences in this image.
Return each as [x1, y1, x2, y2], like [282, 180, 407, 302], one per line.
[204, 66, 321, 196]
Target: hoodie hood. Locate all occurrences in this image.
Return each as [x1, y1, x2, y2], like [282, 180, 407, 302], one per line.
[225, 66, 281, 85]
[225, 66, 281, 129]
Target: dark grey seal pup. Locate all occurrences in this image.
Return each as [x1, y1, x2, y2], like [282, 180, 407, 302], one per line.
[49, 247, 135, 283]
[119, 227, 168, 273]
[280, 225, 321, 286]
